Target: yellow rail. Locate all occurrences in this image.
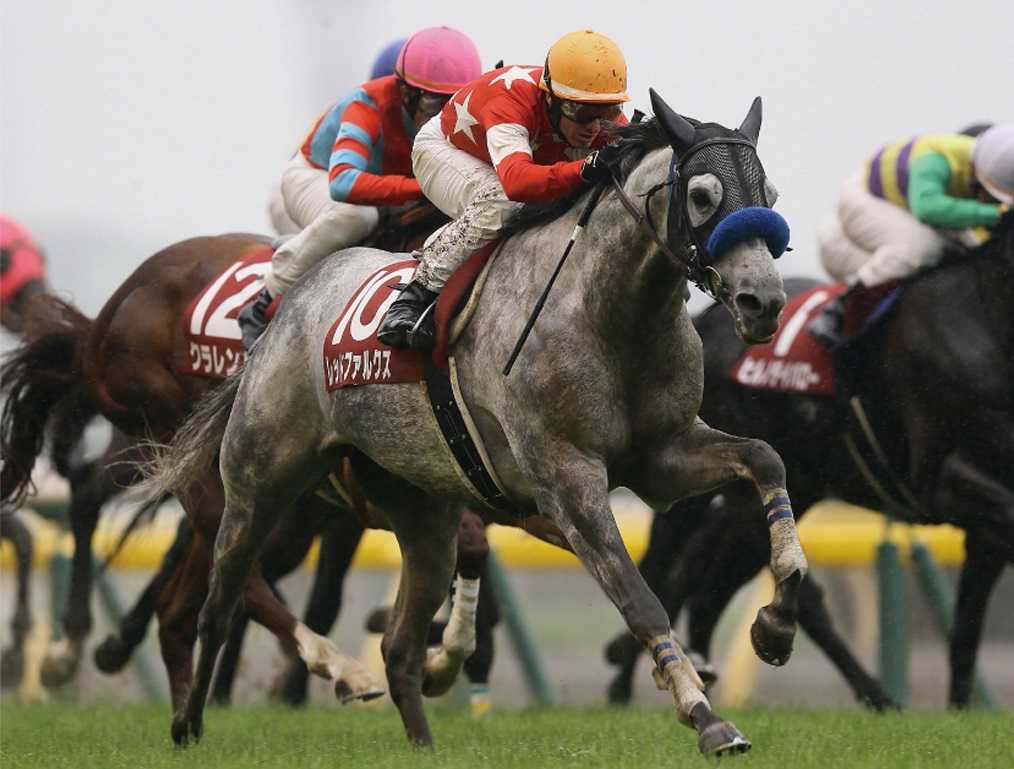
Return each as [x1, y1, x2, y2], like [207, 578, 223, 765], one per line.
[0, 499, 964, 572]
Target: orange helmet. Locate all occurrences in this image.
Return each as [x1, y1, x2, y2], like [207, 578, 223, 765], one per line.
[539, 29, 629, 104]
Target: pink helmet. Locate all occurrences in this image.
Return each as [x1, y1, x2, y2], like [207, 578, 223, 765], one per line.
[394, 26, 482, 95]
[0, 213, 47, 312]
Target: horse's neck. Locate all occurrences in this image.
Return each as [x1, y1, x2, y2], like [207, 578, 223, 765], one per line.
[975, 233, 1014, 350]
[579, 153, 689, 341]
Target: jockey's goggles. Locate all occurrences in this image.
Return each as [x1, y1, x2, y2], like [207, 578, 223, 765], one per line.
[416, 91, 452, 118]
[558, 100, 623, 124]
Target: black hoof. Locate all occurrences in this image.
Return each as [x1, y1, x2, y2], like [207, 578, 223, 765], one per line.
[750, 605, 796, 666]
[171, 714, 202, 747]
[606, 672, 633, 705]
[691, 702, 752, 757]
[0, 647, 25, 687]
[604, 633, 639, 666]
[94, 636, 132, 673]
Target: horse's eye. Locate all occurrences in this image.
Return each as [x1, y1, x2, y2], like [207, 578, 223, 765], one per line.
[690, 189, 711, 209]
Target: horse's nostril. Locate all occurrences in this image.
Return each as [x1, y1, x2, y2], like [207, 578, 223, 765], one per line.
[735, 293, 763, 317]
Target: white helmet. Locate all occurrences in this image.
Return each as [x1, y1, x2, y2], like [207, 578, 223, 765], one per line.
[971, 123, 1014, 204]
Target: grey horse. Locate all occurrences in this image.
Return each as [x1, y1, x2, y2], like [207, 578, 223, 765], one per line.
[151, 90, 808, 757]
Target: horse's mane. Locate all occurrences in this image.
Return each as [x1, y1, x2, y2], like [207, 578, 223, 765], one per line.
[502, 117, 678, 236]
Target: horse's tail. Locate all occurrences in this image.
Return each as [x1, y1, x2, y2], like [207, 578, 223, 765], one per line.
[142, 371, 241, 499]
[1, 295, 95, 506]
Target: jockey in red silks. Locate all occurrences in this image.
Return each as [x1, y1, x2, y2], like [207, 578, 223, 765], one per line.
[376, 29, 630, 350]
[239, 26, 483, 349]
[0, 213, 48, 333]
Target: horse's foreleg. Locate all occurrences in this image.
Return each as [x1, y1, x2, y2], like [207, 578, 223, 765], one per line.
[525, 450, 749, 757]
[658, 423, 807, 668]
[949, 533, 1004, 708]
[936, 454, 1012, 708]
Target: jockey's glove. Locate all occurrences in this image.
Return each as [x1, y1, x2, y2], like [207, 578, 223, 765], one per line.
[580, 143, 622, 185]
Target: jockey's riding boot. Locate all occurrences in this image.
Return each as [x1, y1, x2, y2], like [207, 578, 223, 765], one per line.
[376, 280, 439, 350]
[807, 276, 861, 351]
[237, 287, 273, 350]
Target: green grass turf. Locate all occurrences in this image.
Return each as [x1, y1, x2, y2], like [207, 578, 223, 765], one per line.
[2, 701, 1012, 769]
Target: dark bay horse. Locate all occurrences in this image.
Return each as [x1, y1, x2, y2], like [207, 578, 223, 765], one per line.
[147, 91, 805, 756]
[605, 211, 1014, 709]
[1, 231, 164, 692]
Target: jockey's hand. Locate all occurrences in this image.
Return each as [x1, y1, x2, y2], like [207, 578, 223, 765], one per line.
[580, 143, 622, 185]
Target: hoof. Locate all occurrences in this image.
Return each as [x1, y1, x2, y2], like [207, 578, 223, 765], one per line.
[93, 637, 132, 673]
[698, 724, 752, 757]
[606, 672, 633, 705]
[40, 654, 79, 688]
[335, 678, 385, 704]
[604, 633, 640, 666]
[750, 605, 796, 666]
[364, 607, 392, 634]
[171, 713, 202, 747]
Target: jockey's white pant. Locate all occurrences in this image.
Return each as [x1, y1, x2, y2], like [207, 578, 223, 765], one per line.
[265, 153, 379, 298]
[817, 172, 947, 288]
[411, 116, 523, 292]
[266, 178, 300, 236]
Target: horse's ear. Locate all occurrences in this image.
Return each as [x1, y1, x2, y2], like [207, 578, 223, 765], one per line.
[650, 88, 696, 153]
[739, 97, 763, 145]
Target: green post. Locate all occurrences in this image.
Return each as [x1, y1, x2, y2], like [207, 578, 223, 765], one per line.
[909, 542, 996, 710]
[876, 539, 907, 705]
[484, 549, 555, 705]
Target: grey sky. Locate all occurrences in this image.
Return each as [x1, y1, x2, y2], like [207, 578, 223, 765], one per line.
[2, 0, 1010, 317]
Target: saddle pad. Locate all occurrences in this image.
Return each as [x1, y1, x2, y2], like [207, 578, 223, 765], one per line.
[182, 247, 274, 379]
[322, 260, 425, 389]
[323, 241, 499, 390]
[728, 284, 841, 395]
[727, 280, 901, 396]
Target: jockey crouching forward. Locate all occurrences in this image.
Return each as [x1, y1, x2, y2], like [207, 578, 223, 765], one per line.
[808, 124, 1014, 351]
[376, 29, 630, 350]
[238, 26, 483, 349]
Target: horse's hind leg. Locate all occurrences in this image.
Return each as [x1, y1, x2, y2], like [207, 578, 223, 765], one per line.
[273, 510, 365, 707]
[0, 507, 33, 688]
[95, 516, 193, 674]
[376, 496, 461, 746]
[40, 464, 110, 687]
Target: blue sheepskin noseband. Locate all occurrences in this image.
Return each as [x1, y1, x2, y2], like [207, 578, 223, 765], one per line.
[705, 207, 790, 265]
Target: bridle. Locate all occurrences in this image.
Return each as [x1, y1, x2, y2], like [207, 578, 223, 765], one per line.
[607, 135, 764, 301]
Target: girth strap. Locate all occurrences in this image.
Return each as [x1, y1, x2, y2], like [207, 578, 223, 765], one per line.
[424, 355, 517, 515]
